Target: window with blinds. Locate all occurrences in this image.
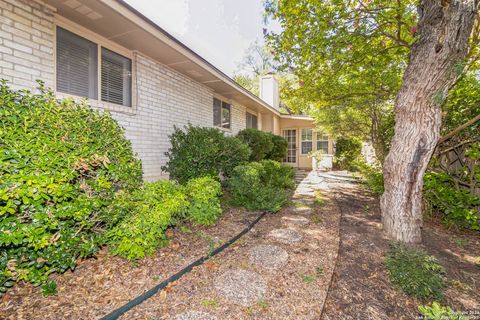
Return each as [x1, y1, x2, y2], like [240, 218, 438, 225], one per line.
[56, 27, 97, 99]
[101, 48, 132, 107]
[246, 112, 258, 129]
[213, 98, 231, 129]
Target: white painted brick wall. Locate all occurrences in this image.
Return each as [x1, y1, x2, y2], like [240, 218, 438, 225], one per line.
[0, 1, 250, 181]
[0, 0, 54, 90]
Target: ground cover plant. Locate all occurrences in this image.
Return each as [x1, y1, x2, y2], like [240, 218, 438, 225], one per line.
[0, 82, 142, 293]
[386, 243, 446, 301]
[228, 160, 294, 212]
[162, 125, 251, 184]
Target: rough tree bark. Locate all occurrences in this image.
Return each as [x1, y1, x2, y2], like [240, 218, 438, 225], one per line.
[380, 0, 478, 243]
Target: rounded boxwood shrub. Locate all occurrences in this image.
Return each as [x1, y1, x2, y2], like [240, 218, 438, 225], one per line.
[227, 160, 294, 212]
[266, 133, 288, 162]
[185, 176, 222, 226]
[0, 82, 142, 293]
[237, 128, 274, 161]
[162, 125, 251, 184]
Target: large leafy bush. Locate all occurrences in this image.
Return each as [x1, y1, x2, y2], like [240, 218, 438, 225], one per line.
[424, 171, 479, 230]
[237, 128, 274, 161]
[0, 82, 142, 293]
[162, 125, 251, 184]
[228, 160, 294, 212]
[185, 177, 222, 226]
[266, 133, 288, 161]
[386, 243, 446, 301]
[334, 137, 362, 170]
[107, 181, 188, 260]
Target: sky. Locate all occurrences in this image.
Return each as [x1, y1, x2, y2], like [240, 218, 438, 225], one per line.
[124, 0, 275, 76]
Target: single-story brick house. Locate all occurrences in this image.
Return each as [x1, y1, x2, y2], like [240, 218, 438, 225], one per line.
[0, 0, 334, 180]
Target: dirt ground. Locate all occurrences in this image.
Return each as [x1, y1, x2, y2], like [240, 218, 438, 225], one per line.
[2, 171, 478, 320]
[321, 182, 480, 320]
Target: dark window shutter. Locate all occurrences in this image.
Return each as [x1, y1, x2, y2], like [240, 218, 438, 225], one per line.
[56, 27, 97, 99]
[101, 48, 132, 106]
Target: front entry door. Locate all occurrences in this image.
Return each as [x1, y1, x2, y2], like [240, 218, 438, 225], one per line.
[283, 129, 297, 166]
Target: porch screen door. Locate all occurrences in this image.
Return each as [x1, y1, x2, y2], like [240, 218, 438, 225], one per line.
[283, 129, 297, 163]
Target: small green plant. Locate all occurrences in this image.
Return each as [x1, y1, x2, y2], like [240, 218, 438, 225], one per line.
[356, 161, 384, 195]
[418, 302, 466, 320]
[257, 299, 269, 309]
[301, 274, 316, 284]
[179, 225, 193, 234]
[454, 238, 469, 248]
[41, 280, 57, 297]
[386, 243, 446, 300]
[334, 137, 363, 170]
[314, 191, 326, 206]
[152, 275, 161, 281]
[201, 298, 218, 308]
[184, 176, 222, 226]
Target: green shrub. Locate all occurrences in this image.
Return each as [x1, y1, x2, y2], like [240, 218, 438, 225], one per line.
[218, 136, 252, 177]
[386, 243, 446, 301]
[228, 161, 294, 212]
[185, 177, 222, 226]
[424, 171, 479, 230]
[266, 133, 288, 161]
[334, 137, 362, 170]
[418, 302, 466, 320]
[162, 125, 251, 184]
[0, 82, 142, 293]
[107, 180, 188, 260]
[237, 128, 274, 161]
[260, 160, 295, 189]
[356, 161, 384, 195]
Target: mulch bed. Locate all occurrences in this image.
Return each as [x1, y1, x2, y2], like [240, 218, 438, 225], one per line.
[0, 207, 261, 320]
[321, 185, 480, 320]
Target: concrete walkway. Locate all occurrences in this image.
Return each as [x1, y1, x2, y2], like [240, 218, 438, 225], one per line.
[120, 170, 354, 320]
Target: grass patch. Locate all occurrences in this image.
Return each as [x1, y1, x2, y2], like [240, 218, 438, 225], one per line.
[314, 191, 326, 206]
[301, 274, 316, 284]
[454, 238, 469, 248]
[41, 281, 57, 297]
[386, 243, 446, 300]
[201, 299, 218, 308]
[257, 299, 269, 310]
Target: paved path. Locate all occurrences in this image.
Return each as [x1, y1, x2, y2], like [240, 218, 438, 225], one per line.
[120, 170, 355, 320]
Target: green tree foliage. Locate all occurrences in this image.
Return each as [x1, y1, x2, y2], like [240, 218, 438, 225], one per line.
[162, 125, 251, 183]
[264, 0, 418, 161]
[237, 128, 274, 161]
[228, 160, 294, 212]
[334, 137, 362, 170]
[0, 82, 142, 293]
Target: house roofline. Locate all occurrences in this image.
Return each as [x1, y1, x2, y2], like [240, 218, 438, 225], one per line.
[114, 0, 281, 116]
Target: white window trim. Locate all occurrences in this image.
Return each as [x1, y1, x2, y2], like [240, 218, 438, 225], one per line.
[315, 132, 330, 155]
[301, 128, 313, 155]
[54, 16, 137, 115]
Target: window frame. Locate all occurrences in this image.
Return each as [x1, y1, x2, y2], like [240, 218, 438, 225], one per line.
[301, 128, 313, 155]
[54, 18, 136, 113]
[316, 132, 329, 154]
[246, 111, 258, 129]
[213, 97, 232, 130]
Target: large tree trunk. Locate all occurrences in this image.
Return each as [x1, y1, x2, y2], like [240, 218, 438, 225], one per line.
[380, 0, 478, 243]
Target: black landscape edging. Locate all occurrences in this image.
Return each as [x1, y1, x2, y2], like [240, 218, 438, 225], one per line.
[100, 210, 268, 320]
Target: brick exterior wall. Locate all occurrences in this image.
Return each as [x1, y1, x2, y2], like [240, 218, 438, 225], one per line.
[0, 0, 55, 90]
[0, 0, 249, 181]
